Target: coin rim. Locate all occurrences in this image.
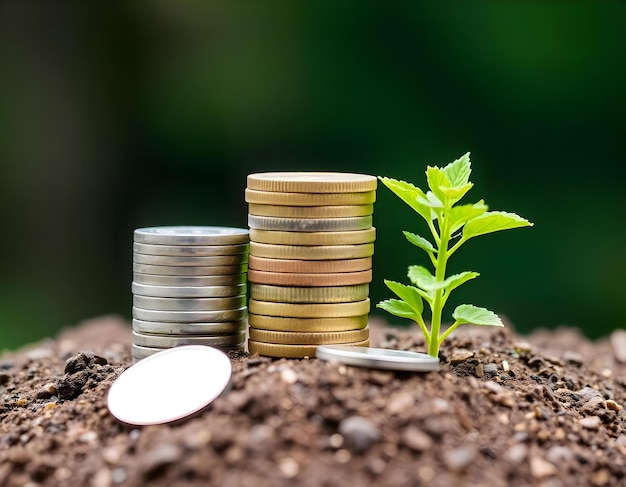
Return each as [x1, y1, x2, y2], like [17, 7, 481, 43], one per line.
[246, 172, 377, 193]
[247, 269, 372, 286]
[249, 228, 376, 245]
[248, 298, 370, 318]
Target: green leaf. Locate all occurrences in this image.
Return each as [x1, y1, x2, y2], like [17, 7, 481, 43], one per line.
[403, 231, 436, 253]
[453, 304, 503, 327]
[442, 271, 480, 294]
[441, 182, 474, 204]
[463, 211, 533, 240]
[384, 280, 423, 315]
[377, 299, 420, 321]
[379, 177, 432, 221]
[407, 265, 439, 291]
[417, 191, 444, 209]
[448, 200, 488, 233]
[426, 166, 450, 202]
[442, 152, 472, 187]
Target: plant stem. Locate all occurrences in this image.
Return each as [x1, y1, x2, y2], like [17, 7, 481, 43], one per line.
[428, 217, 450, 357]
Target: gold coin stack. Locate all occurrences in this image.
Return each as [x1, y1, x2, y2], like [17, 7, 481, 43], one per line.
[245, 172, 377, 358]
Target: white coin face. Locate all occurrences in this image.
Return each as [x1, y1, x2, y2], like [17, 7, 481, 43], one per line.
[316, 345, 440, 372]
[107, 345, 232, 425]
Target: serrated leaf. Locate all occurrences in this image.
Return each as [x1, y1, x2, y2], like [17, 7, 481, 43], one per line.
[443, 271, 480, 294]
[379, 177, 432, 221]
[407, 265, 439, 291]
[463, 211, 533, 240]
[384, 280, 423, 315]
[426, 166, 450, 202]
[403, 231, 436, 253]
[441, 182, 474, 204]
[417, 191, 444, 209]
[452, 304, 503, 327]
[442, 152, 472, 187]
[377, 299, 420, 321]
[448, 200, 488, 233]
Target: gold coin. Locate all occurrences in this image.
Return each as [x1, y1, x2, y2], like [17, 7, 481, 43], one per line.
[247, 269, 372, 286]
[248, 215, 373, 232]
[248, 256, 372, 273]
[249, 328, 369, 345]
[247, 172, 377, 193]
[248, 299, 370, 318]
[249, 242, 374, 260]
[249, 228, 376, 245]
[248, 339, 369, 358]
[248, 204, 373, 218]
[245, 189, 376, 206]
[250, 284, 369, 303]
[248, 313, 368, 332]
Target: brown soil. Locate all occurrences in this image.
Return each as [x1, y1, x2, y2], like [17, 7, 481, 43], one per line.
[1, 316, 625, 487]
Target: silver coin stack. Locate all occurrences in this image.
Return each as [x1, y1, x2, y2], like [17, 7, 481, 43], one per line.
[131, 226, 250, 360]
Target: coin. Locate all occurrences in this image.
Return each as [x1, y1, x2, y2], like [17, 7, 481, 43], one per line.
[249, 228, 376, 245]
[133, 263, 248, 276]
[132, 307, 247, 323]
[133, 273, 247, 287]
[133, 331, 245, 348]
[248, 215, 373, 232]
[132, 282, 247, 298]
[133, 242, 249, 256]
[247, 172, 376, 193]
[247, 269, 372, 286]
[248, 314, 368, 332]
[249, 242, 374, 260]
[316, 345, 440, 372]
[245, 189, 376, 206]
[248, 256, 371, 273]
[248, 298, 370, 318]
[249, 328, 369, 345]
[133, 295, 246, 311]
[131, 344, 243, 360]
[250, 284, 369, 303]
[108, 345, 233, 424]
[133, 254, 249, 267]
[248, 339, 369, 358]
[248, 204, 373, 218]
[133, 319, 246, 335]
[134, 226, 249, 245]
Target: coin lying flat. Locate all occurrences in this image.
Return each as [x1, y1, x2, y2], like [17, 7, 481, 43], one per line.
[132, 282, 247, 298]
[248, 215, 373, 232]
[131, 344, 244, 360]
[249, 242, 374, 260]
[132, 307, 247, 323]
[245, 189, 376, 206]
[248, 314, 368, 332]
[248, 339, 369, 358]
[249, 228, 376, 246]
[247, 172, 377, 193]
[133, 242, 249, 256]
[133, 319, 246, 336]
[133, 273, 247, 287]
[133, 263, 248, 276]
[133, 331, 245, 348]
[316, 345, 440, 372]
[249, 328, 369, 345]
[250, 284, 369, 303]
[134, 226, 249, 246]
[249, 299, 370, 318]
[248, 204, 373, 218]
[133, 254, 249, 267]
[133, 295, 246, 311]
[247, 269, 372, 286]
[248, 256, 372, 273]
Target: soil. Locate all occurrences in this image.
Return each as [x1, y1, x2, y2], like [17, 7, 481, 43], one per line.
[1, 315, 625, 487]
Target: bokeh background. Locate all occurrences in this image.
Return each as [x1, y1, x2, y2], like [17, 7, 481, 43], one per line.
[0, 1, 624, 350]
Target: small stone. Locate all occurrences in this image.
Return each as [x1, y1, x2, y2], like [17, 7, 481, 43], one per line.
[576, 387, 603, 402]
[328, 433, 343, 449]
[36, 382, 58, 399]
[401, 426, 433, 452]
[111, 468, 126, 484]
[502, 360, 510, 372]
[610, 329, 626, 363]
[529, 456, 557, 479]
[545, 446, 573, 464]
[449, 349, 474, 364]
[16, 397, 27, 407]
[591, 469, 611, 486]
[247, 424, 275, 451]
[513, 342, 532, 353]
[605, 399, 622, 411]
[562, 351, 584, 366]
[280, 368, 297, 385]
[334, 449, 351, 463]
[91, 467, 112, 487]
[483, 363, 498, 375]
[579, 416, 602, 430]
[484, 381, 504, 394]
[338, 416, 381, 454]
[139, 444, 182, 478]
[278, 457, 299, 479]
[102, 446, 125, 465]
[504, 443, 528, 464]
[442, 446, 476, 472]
[79, 431, 98, 443]
[474, 363, 484, 377]
[386, 391, 414, 414]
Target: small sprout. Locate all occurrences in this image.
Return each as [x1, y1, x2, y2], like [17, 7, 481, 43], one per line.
[378, 153, 533, 357]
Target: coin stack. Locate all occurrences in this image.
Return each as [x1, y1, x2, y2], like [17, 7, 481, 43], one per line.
[131, 226, 249, 361]
[245, 172, 376, 358]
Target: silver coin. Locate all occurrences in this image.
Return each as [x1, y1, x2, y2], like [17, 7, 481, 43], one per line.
[108, 345, 233, 424]
[133, 295, 246, 311]
[316, 345, 440, 372]
[133, 253, 249, 267]
[133, 330, 245, 348]
[133, 273, 246, 287]
[134, 242, 249, 256]
[133, 319, 246, 335]
[131, 343, 244, 361]
[133, 263, 248, 276]
[134, 226, 249, 245]
[248, 215, 373, 232]
[133, 306, 248, 323]
[132, 282, 247, 298]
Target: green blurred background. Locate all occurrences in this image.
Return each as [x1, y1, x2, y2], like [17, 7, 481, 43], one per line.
[0, 1, 624, 350]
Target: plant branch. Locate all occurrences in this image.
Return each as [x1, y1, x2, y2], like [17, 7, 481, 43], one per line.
[438, 320, 462, 344]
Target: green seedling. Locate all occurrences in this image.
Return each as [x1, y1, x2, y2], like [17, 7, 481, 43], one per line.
[377, 153, 533, 357]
